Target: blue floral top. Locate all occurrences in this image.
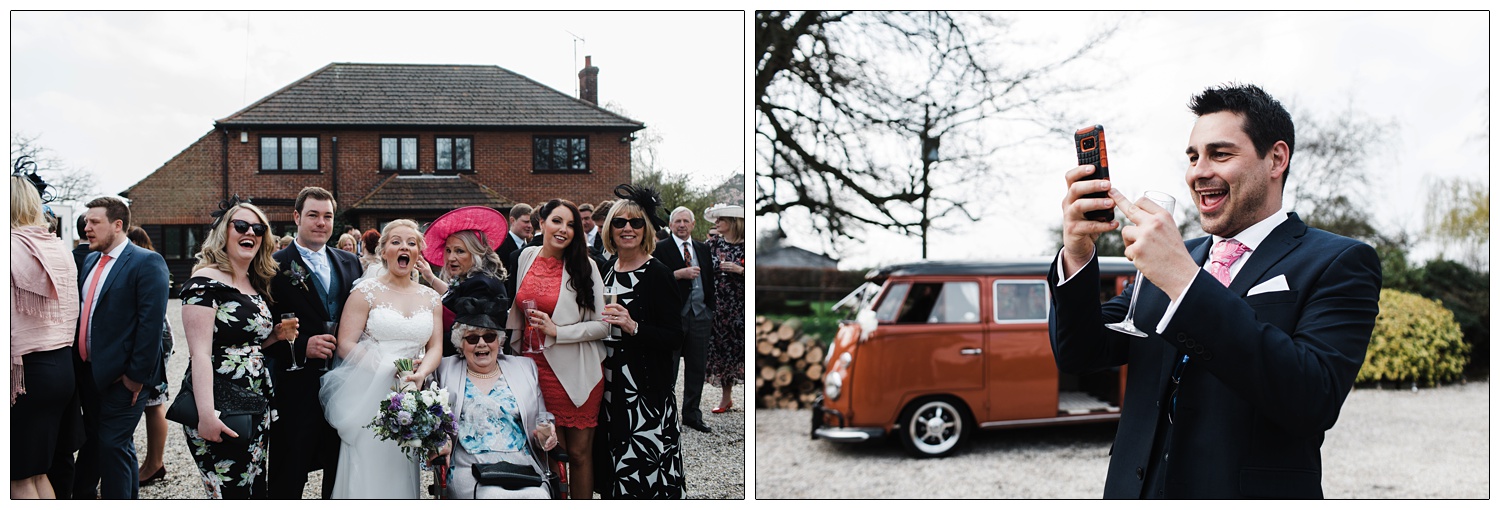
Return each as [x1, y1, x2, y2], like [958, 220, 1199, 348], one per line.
[458, 375, 526, 454]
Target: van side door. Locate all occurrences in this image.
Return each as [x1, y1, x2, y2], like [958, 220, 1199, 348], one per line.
[983, 278, 1057, 423]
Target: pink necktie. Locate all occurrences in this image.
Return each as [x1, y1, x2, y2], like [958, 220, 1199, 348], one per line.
[1208, 239, 1249, 287]
[78, 253, 112, 362]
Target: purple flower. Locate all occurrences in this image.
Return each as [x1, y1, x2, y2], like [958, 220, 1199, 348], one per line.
[397, 411, 413, 425]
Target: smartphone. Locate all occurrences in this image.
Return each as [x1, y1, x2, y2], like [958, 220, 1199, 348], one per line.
[1073, 125, 1113, 222]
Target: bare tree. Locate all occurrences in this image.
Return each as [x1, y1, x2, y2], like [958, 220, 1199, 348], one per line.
[1285, 104, 1399, 241]
[11, 131, 99, 205]
[756, 11, 1117, 258]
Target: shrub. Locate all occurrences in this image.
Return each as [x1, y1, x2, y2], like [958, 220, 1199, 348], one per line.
[1357, 289, 1469, 386]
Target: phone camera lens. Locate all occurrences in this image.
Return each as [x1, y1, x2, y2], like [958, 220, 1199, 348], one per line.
[1081, 137, 1096, 151]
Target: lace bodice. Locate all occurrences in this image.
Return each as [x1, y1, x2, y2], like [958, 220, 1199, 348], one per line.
[354, 278, 439, 359]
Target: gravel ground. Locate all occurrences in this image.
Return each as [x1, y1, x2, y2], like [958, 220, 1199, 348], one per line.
[755, 381, 1489, 498]
[131, 299, 745, 499]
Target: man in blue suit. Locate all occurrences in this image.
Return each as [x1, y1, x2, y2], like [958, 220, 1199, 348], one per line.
[73, 196, 169, 499]
[1049, 84, 1381, 499]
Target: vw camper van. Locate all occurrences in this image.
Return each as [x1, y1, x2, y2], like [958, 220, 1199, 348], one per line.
[812, 257, 1137, 457]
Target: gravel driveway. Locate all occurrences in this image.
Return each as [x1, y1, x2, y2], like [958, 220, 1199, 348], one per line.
[131, 299, 744, 499]
[755, 381, 1488, 498]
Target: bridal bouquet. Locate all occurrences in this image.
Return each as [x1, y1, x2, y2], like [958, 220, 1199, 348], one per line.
[366, 358, 456, 463]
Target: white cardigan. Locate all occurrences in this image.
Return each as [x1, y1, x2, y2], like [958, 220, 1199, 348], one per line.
[506, 246, 608, 407]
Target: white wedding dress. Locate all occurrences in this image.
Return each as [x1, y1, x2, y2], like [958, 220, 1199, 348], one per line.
[319, 278, 439, 499]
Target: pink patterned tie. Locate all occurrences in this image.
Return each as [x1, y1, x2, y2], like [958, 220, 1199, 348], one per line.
[1208, 239, 1249, 287]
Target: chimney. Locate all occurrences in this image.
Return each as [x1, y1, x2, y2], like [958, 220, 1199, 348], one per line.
[578, 55, 599, 104]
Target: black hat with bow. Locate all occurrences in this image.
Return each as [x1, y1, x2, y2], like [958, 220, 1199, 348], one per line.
[612, 183, 670, 232]
[449, 295, 510, 331]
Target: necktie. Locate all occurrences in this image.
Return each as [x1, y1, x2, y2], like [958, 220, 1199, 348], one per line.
[78, 253, 112, 362]
[683, 242, 694, 267]
[1208, 238, 1249, 287]
[310, 250, 330, 290]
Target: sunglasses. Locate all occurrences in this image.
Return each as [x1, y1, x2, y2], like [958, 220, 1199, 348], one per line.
[463, 332, 500, 345]
[610, 217, 647, 230]
[231, 219, 268, 237]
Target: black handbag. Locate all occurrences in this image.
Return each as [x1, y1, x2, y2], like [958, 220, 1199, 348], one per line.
[471, 461, 545, 491]
[165, 370, 268, 445]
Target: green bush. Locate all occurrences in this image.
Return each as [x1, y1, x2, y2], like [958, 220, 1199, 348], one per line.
[1357, 289, 1470, 386]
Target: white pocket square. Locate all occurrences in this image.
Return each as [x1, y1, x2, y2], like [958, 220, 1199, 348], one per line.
[1247, 274, 1290, 296]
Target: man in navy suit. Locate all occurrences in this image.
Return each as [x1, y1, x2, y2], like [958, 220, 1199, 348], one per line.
[266, 187, 364, 499]
[498, 203, 534, 298]
[654, 206, 715, 433]
[74, 196, 169, 499]
[1049, 84, 1381, 499]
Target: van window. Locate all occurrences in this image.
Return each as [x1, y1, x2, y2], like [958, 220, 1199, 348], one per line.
[882, 281, 980, 324]
[875, 282, 911, 323]
[994, 280, 1049, 322]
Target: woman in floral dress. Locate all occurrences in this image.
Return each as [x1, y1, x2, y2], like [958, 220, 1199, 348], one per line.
[704, 205, 746, 413]
[179, 201, 291, 499]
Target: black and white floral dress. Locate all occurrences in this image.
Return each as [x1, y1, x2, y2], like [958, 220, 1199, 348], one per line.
[595, 259, 685, 499]
[180, 277, 275, 499]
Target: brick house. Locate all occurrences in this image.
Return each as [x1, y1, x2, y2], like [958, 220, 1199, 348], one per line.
[122, 59, 643, 289]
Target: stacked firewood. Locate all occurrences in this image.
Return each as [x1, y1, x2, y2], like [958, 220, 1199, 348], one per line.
[754, 316, 827, 410]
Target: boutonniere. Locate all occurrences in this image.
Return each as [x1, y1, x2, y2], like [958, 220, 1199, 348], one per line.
[283, 261, 311, 292]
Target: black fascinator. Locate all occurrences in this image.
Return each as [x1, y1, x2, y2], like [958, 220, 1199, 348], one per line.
[209, 195, 253, 229]
[612, 183, 669, 232]
[12, 156, 52, 203]
[450, 295, 510, 331]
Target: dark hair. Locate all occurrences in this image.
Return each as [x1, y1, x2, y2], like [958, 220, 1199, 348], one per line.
[76, 214, 86, 235]
[85, 196, 130, 231]
[594, 200, 614, 221]
[294, 186, 337, 213]
[538, 199, 596, 313]
[127, 226, 155, 251]
[1188, 83, 1295, 179]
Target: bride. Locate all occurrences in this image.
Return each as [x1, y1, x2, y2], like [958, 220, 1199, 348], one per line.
[319, 219, 443, 498]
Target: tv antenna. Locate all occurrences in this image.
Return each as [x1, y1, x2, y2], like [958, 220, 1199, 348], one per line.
[565, 30, 585, 95]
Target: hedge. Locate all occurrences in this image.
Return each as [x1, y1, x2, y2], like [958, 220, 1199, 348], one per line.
[1357, 289, 1470, 386]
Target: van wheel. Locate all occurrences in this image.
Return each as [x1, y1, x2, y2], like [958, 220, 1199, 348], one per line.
[897, 398, 970, 458]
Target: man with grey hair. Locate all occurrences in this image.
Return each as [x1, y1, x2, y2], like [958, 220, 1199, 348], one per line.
[653, 205, 715, 433]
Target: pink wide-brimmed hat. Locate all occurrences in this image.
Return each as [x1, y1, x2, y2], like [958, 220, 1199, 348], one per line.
[422, 206, 509, 267]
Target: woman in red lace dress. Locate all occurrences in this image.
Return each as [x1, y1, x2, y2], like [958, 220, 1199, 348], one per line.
[506, 199, 608, 499]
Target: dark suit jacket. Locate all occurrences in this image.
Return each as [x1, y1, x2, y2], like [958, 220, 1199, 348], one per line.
[497, 232, 524, 264]
[653, 236, 714, 313]
[268, 244, 363, 369]
[1049, 213, 1381, 499]
[501, 235, 528, 298]
[79, 242, 170, 393]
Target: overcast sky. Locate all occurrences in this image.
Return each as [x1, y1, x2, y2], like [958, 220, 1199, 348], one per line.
[761, 11, 1488, 269]
[11, 10, 745, 225]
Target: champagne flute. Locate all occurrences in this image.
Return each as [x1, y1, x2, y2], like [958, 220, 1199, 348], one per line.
[602, 285, 624, 340]
[280, 313, 303, 371]
[322, 321, 338, 371]
[520, 299, 542, 354]
[1105, 190, 1177, 338]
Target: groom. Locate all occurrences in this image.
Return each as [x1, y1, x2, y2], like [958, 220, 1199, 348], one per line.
[268, 187, 363, 499]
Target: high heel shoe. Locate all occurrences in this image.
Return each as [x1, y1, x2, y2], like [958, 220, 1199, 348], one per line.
[139, 466, 166, 487]
[712, 403, 733, 414]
